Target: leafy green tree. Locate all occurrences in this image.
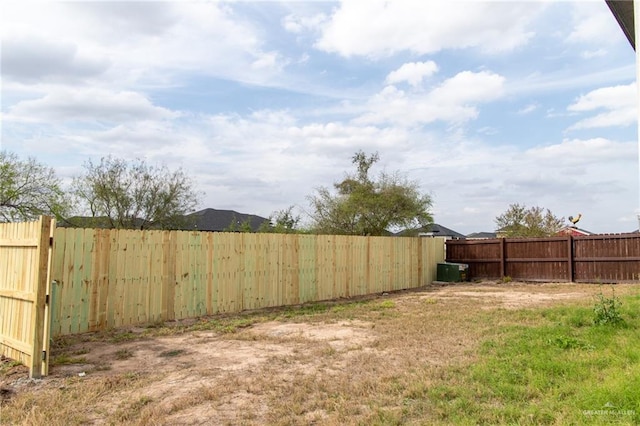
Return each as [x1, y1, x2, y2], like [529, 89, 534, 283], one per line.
[71, 156, 199, 229]
[258, 206, 303, 234]
[495, 203, 564, 237]
[308, 151, 433, 236]
[0, 151, 71, 222]
[225, 216, 255, 233]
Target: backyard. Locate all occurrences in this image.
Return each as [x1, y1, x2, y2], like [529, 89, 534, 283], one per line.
[1, 281, 639, 425]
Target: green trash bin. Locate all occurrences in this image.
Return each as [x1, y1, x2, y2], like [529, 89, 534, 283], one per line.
[437, 262, 469, 282]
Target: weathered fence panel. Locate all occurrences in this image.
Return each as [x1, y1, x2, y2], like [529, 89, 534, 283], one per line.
[50, 229, 445, 336]
[446, 234, 640, 283]
[0, 217, 53, 378]
[573, 234, 640, 282]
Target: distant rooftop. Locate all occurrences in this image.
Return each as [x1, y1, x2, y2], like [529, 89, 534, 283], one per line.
[466, 231, 496, 239]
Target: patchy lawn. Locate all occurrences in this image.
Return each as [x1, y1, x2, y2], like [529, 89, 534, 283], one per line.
[1, 282, 639, 425]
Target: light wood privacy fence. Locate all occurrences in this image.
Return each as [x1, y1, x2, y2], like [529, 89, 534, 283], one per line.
[50, 229, 445, 337]
[0, 217, 53, 378]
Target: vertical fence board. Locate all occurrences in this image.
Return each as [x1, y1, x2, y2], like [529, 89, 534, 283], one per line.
[298, 235, 316, 303]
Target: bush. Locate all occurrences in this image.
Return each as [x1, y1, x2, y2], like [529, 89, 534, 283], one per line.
[593, 287, 624, 326]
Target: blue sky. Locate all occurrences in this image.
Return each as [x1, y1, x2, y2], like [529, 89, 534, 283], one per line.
[1, 0, 637, 234]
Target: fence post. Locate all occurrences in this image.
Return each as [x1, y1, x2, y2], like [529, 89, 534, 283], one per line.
[499, 238, 506, 279]
[162, 231, 176, 321]
[567, 235, 574, 282]
[29, 216, 53, 378]
[41, 218, 55, 376]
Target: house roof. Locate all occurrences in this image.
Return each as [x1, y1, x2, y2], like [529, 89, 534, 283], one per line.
[396, 223, 465, 238]
[58, 208, 270, 232]
[606, 0, 635, 50]
[58, 216, 147, 229]
[186, 208, 269, 232]
[466, 231, 497, 239]
[556, 226, 593, 236]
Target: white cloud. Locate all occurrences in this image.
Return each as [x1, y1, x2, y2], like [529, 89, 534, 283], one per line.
[525, 138, 637, 165]
[580, 49, 607, 59]
[567, 83, 637, 129]
[251, 51, 287, 71]
[7, 88, 179, 123]
[430, 71, 505, 105]
[1, 36, 110, 84]
[282, 12, 328, 34]
[567, 2, 622, 45]
[477, 126, 498, 136]
[288, 122, 411, 155]
[357, 70, 505, 126]
[517, 104, 538, 115]
[1, 2, 284, 88]
[315, 0, 544, 58]
[568, 83, 635, 111]
[385, 61, 438, 87]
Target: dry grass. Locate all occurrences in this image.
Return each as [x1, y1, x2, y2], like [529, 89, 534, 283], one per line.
[1, 282, 638, 425]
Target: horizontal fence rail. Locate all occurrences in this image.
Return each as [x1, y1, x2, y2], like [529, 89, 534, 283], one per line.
[50, 229, 445, 336]
[446, 234, 640, 283]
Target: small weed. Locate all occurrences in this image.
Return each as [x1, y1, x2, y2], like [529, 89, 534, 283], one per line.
[114, 349, 134, 360]
[0, 358, 23, 373]
[94, 364, 112, 371]
[145, 320, 165, 329]
[371, 300, 395, 310]
[500, 276, 512, 283]
[547, 335, 594, 350]
[158, 349, 185, 358]
[114, 395, 153, 422]
[281, 303, 330, 318]
[110, 331, 138, 343]
[593, 287, 624, 326]
[51, 354, 88, 366]
[189, 317, 258, 334]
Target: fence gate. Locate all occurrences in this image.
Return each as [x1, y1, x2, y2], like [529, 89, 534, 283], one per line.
[0, 216, 53, 378]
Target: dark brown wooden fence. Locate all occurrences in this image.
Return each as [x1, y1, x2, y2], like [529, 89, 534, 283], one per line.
[446, 234, 640, 283]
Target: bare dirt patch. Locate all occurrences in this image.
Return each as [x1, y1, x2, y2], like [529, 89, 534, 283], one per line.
[1, 281, 637, 425]
[424, 281, 596, 309]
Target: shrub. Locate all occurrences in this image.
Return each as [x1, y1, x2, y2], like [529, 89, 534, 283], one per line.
[593, 287, 624, 326]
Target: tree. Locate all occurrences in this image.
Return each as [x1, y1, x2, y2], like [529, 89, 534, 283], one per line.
[224, 216, 255, 233]
[71, 156, 199, 229]
[308, 151, 433, 236]
[495, 203, 564, 237]
[0, 151, 71, 222]
[258, 206, 303, 234]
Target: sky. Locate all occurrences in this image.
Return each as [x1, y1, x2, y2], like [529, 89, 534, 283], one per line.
[1, 0, 638, 235]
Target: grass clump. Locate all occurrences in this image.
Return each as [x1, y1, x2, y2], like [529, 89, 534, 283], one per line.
[0, 358, 23, 372]
[114, 349, 134, 360]
[51, 354, 88, 366]
[188, 316, 258, 334]
[158, 349, 186, 358]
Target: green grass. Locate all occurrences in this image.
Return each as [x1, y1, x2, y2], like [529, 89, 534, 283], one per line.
[50, 354, 88, 366]
[419, 293, 640, 425]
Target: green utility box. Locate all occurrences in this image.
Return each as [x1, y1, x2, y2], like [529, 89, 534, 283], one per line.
[437, 262, 469, 282]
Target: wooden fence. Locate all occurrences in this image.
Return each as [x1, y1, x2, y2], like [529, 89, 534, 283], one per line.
[446, 234, 640, 283]
[0, 217, 53, 378]
[50, 228, 445, 337]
